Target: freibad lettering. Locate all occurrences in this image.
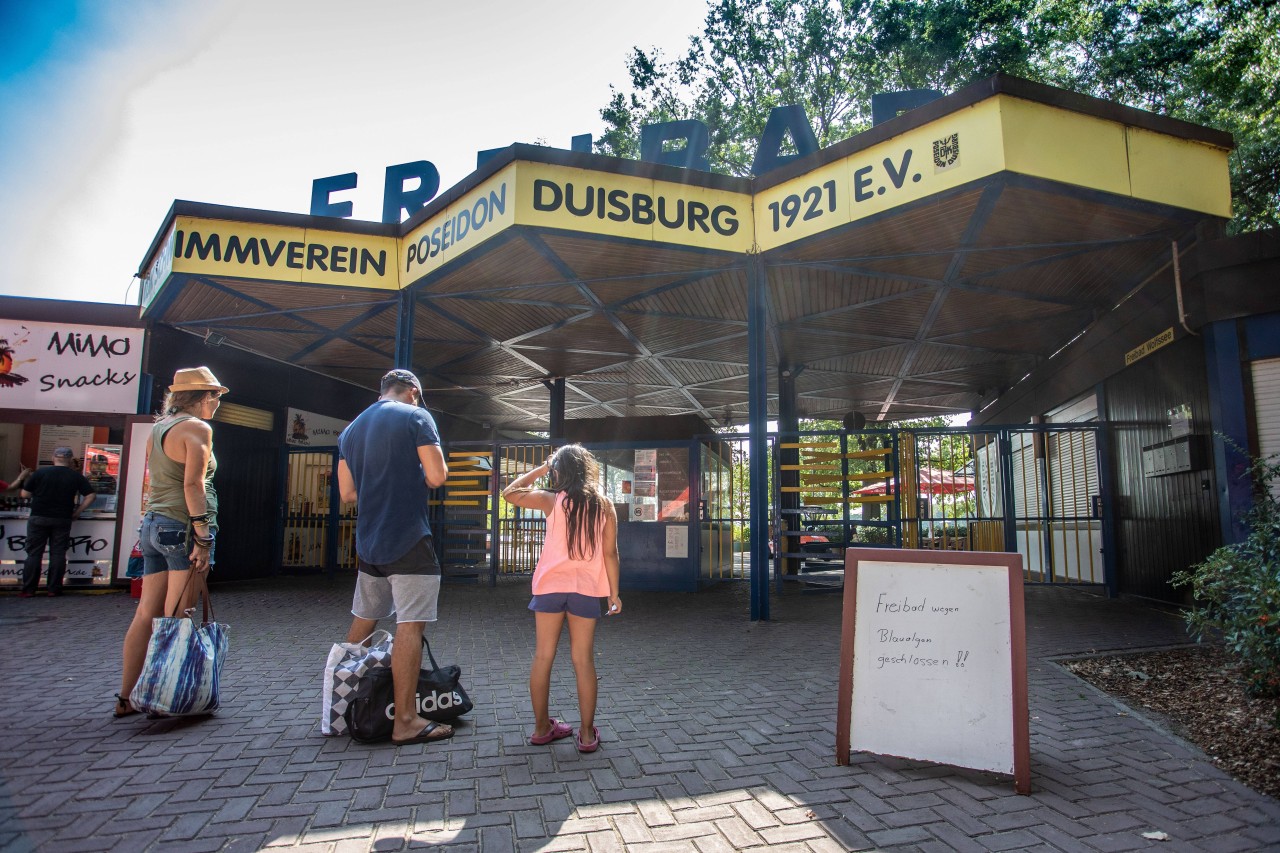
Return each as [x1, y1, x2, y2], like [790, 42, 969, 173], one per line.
[382, 690, 465, 719]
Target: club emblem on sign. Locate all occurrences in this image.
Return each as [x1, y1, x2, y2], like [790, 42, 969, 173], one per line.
[933, 133, 960, 172]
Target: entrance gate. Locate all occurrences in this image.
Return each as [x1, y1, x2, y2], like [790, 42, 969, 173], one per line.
[340, 424, 1112, 594]
[280, 447, 355, 573]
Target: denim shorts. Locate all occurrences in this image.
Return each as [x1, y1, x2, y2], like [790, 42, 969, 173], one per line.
[529, 592, 606, 619]
[140, 512, 216, 574]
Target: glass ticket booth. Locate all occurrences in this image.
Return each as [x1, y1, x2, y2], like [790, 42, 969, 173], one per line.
[480, 437, 749, 590]
[593, 442, 698, 591]
[588, 438, 743, 591]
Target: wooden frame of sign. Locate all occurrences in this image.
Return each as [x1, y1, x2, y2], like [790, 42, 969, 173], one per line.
[836, 547, 1031, 795]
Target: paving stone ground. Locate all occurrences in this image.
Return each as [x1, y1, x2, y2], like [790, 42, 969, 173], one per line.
[1, 575, 1277, 852]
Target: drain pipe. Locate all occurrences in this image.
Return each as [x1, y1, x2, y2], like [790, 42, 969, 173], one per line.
[1173, 240, 1198, 336]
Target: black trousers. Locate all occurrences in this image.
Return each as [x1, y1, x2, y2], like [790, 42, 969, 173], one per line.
[22, 516, 73, 594]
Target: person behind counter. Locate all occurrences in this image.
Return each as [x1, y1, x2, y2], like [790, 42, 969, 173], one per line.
[114, 366, 227, 719]
[0, 466, 32, 492]
[18, 448, 96, 598]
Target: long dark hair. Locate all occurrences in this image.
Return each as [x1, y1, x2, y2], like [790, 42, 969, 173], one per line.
[547, 444, 608, 560]
[157, 390, 214, 420]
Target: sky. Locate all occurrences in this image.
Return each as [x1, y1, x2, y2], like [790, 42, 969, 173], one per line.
[0, 0, 708, 305]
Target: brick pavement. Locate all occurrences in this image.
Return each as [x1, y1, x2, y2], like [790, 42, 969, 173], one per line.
[1, 576, 1277, 852]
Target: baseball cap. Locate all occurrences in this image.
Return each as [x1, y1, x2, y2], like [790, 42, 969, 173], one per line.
[53, 447, 74, 458]
[380, 369, 425, 407]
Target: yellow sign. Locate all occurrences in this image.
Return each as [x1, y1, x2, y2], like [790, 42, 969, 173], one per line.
[756, 98, 1005, 250]
[170, 217, 399, 290]
[515, 162, 752, 253]
[755, 95, 1231, 250]
[1125, 327, 1175, 365]
[401, 165, 516, 282]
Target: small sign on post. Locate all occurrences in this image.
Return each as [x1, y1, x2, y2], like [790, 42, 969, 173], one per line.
[836, 548, 1030, 794]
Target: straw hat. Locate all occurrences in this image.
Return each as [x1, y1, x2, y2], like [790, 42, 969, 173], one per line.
[169, 366, 230, 394]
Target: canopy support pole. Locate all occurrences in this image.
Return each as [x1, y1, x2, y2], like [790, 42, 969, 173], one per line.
[747, 254, 771, 621]
[395, 290, 416, 369]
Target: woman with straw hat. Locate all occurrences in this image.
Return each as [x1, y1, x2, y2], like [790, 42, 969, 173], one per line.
[114, 366, 228, 718]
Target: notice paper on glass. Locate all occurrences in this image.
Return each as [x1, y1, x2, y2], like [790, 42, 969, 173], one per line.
[665, 524, 688, 558]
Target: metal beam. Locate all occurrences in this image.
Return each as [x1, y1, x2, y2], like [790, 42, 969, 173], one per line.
[747, 254, 771, 621]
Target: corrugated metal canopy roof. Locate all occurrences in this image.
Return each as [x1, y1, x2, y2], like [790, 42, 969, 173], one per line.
[139, 75, 1232, 431]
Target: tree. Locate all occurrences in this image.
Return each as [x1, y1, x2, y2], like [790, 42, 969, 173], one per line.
[598, 0, 1279, 231]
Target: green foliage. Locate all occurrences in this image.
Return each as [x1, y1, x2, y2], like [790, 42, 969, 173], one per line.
[1172, 451, 1280, 697]
[598, 0, 1280, 230]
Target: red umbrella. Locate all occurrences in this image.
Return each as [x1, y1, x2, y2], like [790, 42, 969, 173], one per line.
[854, 466, 975, 496]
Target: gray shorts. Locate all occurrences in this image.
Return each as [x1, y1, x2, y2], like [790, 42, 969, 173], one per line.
[351, 537, 441, 623]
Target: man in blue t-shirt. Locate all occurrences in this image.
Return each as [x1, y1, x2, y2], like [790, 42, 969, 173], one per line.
[337, 369, 452, 746]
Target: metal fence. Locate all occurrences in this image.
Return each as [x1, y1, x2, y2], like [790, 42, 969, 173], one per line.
[281, 448, 355, 572]
[297, 424, 1109, 590]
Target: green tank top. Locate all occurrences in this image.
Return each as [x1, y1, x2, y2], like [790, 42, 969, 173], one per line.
[146, 416, 218, 526]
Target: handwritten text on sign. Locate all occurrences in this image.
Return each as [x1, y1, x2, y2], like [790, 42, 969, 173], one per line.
[851, 561, 1015, 775]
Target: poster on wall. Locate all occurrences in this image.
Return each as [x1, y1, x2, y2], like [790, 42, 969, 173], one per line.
[631, 449, 659, 522]
[0, 320, 143, 413]
[36, 425, 95, 465]
[285, 407, 351, 446]
[114, 419, 153, 581]
[83, 444, 121, 513]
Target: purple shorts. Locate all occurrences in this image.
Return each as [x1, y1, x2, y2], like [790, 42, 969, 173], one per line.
[529, 592, 606, 619]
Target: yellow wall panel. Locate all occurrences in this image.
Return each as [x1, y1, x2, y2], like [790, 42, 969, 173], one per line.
[999, 97, 1131, 197]
[170, 217, 399, 289]
[753, 159, 848, 249]
[401, 164, 517, 284]
[757, 98, 1006, 250]
[1127, 127, 1232, 218]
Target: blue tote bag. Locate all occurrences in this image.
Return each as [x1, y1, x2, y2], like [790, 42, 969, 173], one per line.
[130, 573, 229, 716]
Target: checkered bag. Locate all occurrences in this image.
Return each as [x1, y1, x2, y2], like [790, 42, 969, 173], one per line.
[321, 629, 392, 736]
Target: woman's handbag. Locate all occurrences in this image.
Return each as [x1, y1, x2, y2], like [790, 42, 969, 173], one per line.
[129, 573, 229, 716]
[321, 629, 393, 736]
[344, 637, 473, 743]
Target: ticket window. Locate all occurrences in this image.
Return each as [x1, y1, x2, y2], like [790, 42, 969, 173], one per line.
[0, 432, 120, 588]
[598, 447, 691, 524]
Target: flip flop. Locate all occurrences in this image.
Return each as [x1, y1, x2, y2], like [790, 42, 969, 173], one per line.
[113, 693, 139, 719]
[576, 726, 600, 753]
[391, 720, 454, 746]
[529, 719, 573, 745]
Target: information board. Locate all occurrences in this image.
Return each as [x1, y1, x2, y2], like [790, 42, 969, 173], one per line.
[836, 548, 1030, 794]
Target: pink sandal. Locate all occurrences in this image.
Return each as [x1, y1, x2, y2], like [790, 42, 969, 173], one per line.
[530, 719, 573, 745]
[576, 726, 600, 753]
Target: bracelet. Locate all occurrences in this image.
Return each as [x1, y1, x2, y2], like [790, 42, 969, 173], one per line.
[192, 540, 211, 550]
[190, 513, 210, 524]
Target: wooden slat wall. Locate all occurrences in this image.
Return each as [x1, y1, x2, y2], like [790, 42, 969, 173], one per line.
[207, 421, 281, 581]
[1103, 337, 1219, 602]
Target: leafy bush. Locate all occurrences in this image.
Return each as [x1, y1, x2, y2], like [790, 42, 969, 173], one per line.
[1172, 451, 1280, 697]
